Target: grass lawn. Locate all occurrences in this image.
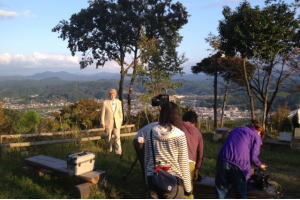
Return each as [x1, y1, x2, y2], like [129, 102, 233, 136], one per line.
[0, 134, 299, 198]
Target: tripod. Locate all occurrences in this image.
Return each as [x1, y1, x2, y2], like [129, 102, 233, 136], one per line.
[123, 157, 139, 180]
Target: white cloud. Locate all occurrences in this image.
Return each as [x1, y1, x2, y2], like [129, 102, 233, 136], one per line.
[200, 0, 256, 9]
[0, 53, 11, 64]
[0, 9, 32, 20]
[0, 10, 18, 19]
[0, 52, 121, 75]
[0, 52, 79, 69]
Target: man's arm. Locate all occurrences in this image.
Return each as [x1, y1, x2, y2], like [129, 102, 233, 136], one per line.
[133, 138, 145, 175]
[251, 136, 263, 169]
[101, 101, 105, 127]
[118, 100, 123, 124]
[195, 132, 204, 169]
[194, 131, 204, 181]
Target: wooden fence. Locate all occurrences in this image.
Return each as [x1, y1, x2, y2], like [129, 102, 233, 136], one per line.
[0, 124, 135, 143]
[0, 125, 137, 155]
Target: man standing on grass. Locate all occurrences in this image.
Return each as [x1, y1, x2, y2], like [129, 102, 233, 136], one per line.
[101, 89, 123, 156]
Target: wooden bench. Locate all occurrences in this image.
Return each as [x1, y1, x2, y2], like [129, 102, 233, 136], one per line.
[24, 155, 106, 198]
[264, 138, 290, 146]
[212, 127, 231, 142]
[194, 176, 280, 198]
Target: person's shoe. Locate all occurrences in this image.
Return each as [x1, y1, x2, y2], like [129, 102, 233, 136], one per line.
[117, 153, 123, 159]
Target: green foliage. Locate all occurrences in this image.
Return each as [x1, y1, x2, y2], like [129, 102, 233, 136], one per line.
[53, 0, 188, 103]
[3, 109, 23, 134]
[0, 104, 9, 134]
[137, 31, 186, 102]
[218, 0, 300, 126]
[271, 107, 293, 132]
[219, 1, 299, 59]
[16, 111, 41, 134]
[192, 53, 255, 86]
[54, 100, 101, 131]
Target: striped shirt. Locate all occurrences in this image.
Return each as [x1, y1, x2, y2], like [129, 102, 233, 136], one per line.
[144, 124, 192, 193]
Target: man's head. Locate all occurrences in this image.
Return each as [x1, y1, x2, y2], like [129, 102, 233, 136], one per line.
[183, 110, 198, 125]
[249, 120, 265, 138]
[109, 89, 117, 100]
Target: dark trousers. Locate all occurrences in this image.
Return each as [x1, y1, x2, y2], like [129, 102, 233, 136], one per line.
[215, 161, 247, 199]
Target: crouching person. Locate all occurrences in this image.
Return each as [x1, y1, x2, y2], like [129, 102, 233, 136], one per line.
[215, 120, 267, 199]
[144, 102, 192, 198]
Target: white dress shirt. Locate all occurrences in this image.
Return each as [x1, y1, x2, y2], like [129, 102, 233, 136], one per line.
[111, 100, 117, 113]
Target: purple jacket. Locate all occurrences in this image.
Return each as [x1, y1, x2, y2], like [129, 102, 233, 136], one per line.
[218, 126, 263, 180]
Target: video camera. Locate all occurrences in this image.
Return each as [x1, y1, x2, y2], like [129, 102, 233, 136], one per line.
[248, 168, 283, 198]
[151, 94, 169, 107]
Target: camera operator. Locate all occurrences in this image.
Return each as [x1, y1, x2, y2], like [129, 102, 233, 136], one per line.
[215, 120, 267, 199]
[134, 121, 158, 181]
[144, 102, 191, 198]
[133, 94, 168, 181]
[133, 95, 192, 198]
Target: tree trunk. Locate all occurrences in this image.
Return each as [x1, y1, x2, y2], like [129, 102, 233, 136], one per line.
[242, 58, 256, 120]
[220, 80, 231, 127]
[213, 63, 218, 129]
[262, 68, 274, 129]
[264, 60, 285, 129]
[127, 48, 138, 123]
[118, 65, 126, 118]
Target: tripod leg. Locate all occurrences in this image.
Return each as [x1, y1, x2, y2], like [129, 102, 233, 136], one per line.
[123, 157, 138, 180]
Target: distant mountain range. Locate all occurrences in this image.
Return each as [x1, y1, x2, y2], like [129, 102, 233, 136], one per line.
[0, 71, 210, 82]
[0, 71, 120, 82]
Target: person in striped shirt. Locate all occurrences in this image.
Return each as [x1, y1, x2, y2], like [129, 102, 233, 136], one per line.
[144, 102, 192, 198]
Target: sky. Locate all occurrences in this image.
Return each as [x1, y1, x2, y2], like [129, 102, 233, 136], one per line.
[0, 0, 295, 76]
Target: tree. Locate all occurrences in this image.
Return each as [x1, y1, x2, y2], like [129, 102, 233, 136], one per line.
[218, 0, 300, 127]
[0, 104, 9, 134]
[138, 32, 185, 99]
[53, 0, 134, 107]
[192, 52, 222, 129]
[126, 1, 188, 121]
[137, 32, 185, 122]
[218, 2, 261, 120]
[217, 57, 256, 127]
[54, 100, 101, 130]
[53, 0, 188, 120]
[192, 53, 255, 129]
[3, 109, 23, 134]
[17, 111, 41, 134]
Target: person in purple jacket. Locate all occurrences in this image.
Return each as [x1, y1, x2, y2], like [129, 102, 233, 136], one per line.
[215, 120, 267, 199]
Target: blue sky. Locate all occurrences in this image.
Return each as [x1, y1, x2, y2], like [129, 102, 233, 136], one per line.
[0, 0, 294, 75]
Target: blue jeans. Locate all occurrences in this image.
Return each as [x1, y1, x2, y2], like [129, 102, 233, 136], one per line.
[215, 161, 247, 199]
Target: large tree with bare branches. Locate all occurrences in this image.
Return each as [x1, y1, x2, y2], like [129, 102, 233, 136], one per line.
[218, 0, 300, 127]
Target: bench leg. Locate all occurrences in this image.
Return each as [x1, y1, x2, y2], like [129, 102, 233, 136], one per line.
[73, 182, 96, 199]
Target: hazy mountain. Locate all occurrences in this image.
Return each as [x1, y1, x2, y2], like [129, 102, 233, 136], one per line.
[27, 71, 120, 81]
[174, 73, 212, 81]
[0, 71, 120, 82]
[0, 71, 210, 82]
